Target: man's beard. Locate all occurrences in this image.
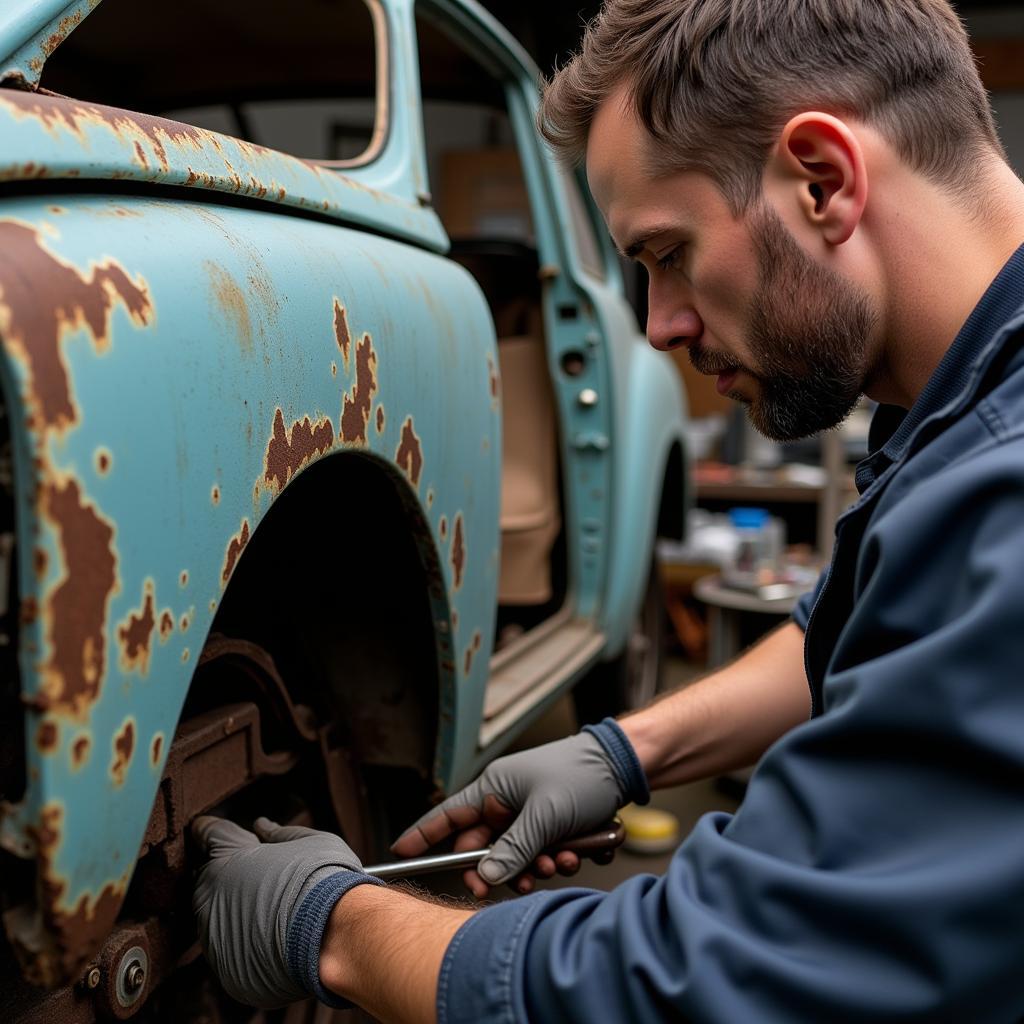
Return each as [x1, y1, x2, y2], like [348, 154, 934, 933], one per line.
[690, 203, 877, 442]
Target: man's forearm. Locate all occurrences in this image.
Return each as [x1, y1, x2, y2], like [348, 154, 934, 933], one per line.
[319, 883, 474, 1023]
[621, 620, 809, 789]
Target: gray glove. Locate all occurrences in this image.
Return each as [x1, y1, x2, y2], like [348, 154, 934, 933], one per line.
[394, 719, 649, 885]
[192, 816, 384, 1009]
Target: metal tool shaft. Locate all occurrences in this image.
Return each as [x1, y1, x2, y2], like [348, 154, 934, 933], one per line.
[364, 848, 492, 879]
[362, 820, 625, 879]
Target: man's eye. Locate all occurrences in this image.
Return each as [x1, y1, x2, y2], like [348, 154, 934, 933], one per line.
[656, 247, 682, 270]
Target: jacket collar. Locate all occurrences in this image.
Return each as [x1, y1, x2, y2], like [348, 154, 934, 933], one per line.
[855, 242, 1024, 493]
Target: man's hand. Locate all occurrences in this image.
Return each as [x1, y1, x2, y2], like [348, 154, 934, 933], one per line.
[391, 721, 648, 897]
[192, 816, 384, 1009]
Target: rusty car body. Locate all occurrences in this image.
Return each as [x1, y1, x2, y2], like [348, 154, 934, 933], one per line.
[0, 0, 688, 1018]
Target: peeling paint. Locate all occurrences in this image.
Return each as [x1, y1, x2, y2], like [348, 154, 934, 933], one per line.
[333, 298, 351, 369]
[117, 580, 155, 675]
[70, 733, 90, 770]
[450, 514, 466, 591]
[110, 718, 134, 787]
[22, 802, 128, 986]
[158, 609, 174, 642]
[395, 416, 423, 487]
[264, 408, 334, 492]
[222, 519, 250, 584]
[39, 479, 118, 718]
[0, 221, 153, 433]
[36, 720, 58, 753]
[33, 547, 48, 579]
[340, 335, 378, 444]
[488, 355, 499, 402]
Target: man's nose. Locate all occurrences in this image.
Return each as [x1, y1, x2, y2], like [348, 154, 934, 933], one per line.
[645, 283, 703, 352]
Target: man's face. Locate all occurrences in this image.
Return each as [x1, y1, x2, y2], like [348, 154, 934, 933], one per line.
[586, 87, 877, 441]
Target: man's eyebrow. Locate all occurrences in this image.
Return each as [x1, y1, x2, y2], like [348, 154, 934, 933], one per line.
[614, 226, 676, 261]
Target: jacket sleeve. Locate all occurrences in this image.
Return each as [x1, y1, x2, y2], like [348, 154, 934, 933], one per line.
[437, 439, 1024, 1023]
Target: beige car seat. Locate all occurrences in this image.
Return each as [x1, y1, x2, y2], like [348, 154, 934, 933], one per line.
[497, 326, 561, 605]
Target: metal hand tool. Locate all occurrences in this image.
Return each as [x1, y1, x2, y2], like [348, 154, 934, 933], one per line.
[363, 819, 625, 879]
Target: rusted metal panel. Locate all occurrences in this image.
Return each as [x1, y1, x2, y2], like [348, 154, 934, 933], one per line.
[0, 2, 102, 88]
[0, 89, 447, 254]
[0, 193, 500, 985]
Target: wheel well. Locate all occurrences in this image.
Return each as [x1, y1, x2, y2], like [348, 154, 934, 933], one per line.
[656, 440, 686, 542]
[209, 451, 442, 794]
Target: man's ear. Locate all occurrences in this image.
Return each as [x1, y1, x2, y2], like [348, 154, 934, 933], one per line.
[768, 112, 867, 246]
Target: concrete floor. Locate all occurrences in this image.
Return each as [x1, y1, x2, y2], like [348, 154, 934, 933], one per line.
[424, 655, 741, 902]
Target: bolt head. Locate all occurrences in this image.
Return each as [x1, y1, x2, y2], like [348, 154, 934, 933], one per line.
[85, 966, 101, 989]
[578, 388, 599, 408]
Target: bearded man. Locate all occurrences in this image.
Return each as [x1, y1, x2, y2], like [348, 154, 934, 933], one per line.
[193, 2, 1024, 1020]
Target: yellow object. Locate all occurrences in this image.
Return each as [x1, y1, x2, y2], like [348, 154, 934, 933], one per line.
[619, 804, 681, 855]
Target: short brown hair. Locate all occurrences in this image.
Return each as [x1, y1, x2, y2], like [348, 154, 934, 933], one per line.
[540, 0, 1004, 212]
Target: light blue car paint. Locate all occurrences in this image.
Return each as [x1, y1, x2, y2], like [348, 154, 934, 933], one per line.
[0, 0, 687, 991]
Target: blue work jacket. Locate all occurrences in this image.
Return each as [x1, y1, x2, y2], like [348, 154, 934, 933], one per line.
[437, 245, 1024, 1023]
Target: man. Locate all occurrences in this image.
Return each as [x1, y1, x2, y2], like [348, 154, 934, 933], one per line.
[193, 1, 1024, 1020]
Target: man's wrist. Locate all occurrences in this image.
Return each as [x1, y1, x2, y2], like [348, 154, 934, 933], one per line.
[319, 882, 475, 1021]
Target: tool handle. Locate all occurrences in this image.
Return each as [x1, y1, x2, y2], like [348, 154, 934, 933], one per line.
[364, 819, 625, 879]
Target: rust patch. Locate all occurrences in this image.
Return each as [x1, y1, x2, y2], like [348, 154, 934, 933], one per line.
[110, 719, 134, 787]
[36, 720, 58, 753]
[333, 299, 351, 368]
[376, 405, 385, 434]
[117, 581, 155, 675]
[159, 609, 174, 642]
[151, 733, 163, 767]
[451, 609, 459, 630]
[222, 519, 250, 585]
[473, 630, 482, 651]
[395, 417, 423, 487]
[440, 516, 448, 540]
[182, 647, 190, 663]
[331, 361, 337, 378]
[22, 802, 128, 986]
[180, 613, 190, 633]
[0, 221, 153, 433]
[488, 355, 499, 401]
[340, 335, 378, 444]
[450, 514, 466, 591]
[33, 547, 48, 579]
[132, 140, 148, 169]
[180, 571, 188, 588]
[212, 484, 220, 506]
[0, 93, 207, 176]
[264, 408, 335, 492]
[427, 490, 434, 508]
[207, 261, 253, 353]
[95, 448, 112, 475]
[71, 734, 90, 770]
[464, 646, 474, 675]
[39, 479, 117, 718]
